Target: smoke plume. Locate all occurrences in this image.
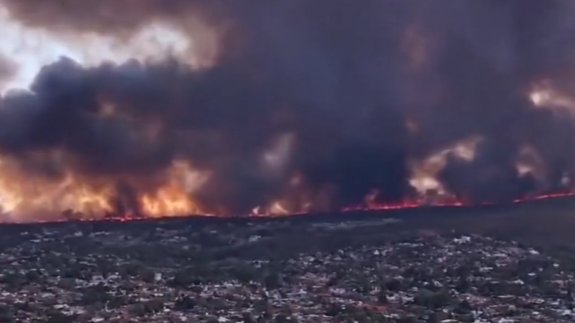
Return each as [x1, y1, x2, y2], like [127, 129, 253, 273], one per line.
[0, 0, 574, 221]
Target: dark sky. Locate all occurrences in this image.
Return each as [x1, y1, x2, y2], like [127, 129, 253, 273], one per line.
[0, 0, 574, 218]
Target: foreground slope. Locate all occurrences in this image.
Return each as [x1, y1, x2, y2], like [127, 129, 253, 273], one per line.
[1, 198, 575, 322]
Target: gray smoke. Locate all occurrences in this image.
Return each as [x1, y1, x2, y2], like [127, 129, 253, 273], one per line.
[0, 0, 573, 215]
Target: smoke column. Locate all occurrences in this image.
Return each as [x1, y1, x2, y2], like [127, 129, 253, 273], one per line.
[0, 0, 573, 221]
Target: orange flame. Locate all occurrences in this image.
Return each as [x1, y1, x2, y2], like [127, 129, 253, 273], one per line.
[139, 161, 208, 217]
[0, 157, 209, 222]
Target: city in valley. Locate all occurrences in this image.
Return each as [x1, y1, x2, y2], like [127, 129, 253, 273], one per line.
[0, 198, 575, 322]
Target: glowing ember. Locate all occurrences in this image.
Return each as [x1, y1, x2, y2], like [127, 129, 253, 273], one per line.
[340, 192, 575, 214]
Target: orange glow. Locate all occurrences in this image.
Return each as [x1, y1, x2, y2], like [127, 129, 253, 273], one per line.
[0, 158, 210, 222]
[341, 191, 575, 214]
[139, 161, 208, 217]
[0, 149, 571, 223]
[409, 136, 483, 197]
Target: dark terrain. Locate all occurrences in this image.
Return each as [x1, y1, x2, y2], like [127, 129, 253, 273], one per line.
[1, 198, 575, 322]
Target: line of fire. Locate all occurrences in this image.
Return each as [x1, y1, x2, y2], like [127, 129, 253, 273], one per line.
[0, 1, 574, 223]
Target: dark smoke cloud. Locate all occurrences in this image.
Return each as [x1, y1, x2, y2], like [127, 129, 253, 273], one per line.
[0, 0, 214, 34]
[0, 55, 15, 89]
[0, 0, 575, 215]
[440, 139, 538, 203]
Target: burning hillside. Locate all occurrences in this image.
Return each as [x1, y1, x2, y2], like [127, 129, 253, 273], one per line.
[0, 0, 574, 222]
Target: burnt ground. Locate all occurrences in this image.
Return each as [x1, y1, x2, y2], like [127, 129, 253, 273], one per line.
[17, 196, 575, 263]
[392, 197, 575, 266]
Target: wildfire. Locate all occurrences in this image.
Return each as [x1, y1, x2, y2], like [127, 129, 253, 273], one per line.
[341, 191, 575, 214]
[0, 158, 209, 222]
[139, 161, 209, 217]
[251, 201, 290, 217]
[140, 187, 198, 218]
[0, 2, 574, 225]
[409, 136, 483, 198]
[0, 135, 569, 223]
[250, 199, 310, 217]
